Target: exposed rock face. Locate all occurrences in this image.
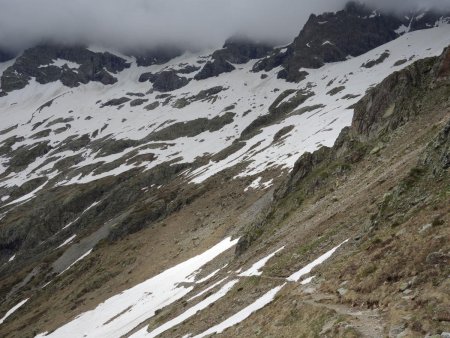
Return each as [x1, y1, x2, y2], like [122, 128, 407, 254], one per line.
[173, 86, 226, 108]
[253, 2, 450, 82]
[254, 3, 402, 82]
[139, 70, 190, 92]
[407, 10, 450, 31]
[195, 37, 273, 80]
[220, 36, 274, 64]
[176, 64, 200, 74]
[148, 112, 235, 141]
[194, 57, 235, 80]
[130, 98, 149, 107]
[0, 45, 130, 94]
[240, 89, 314, 140]
[101, 97, 131, 108]
[435, 46, 450, 80]
[350, 50, 448, 138]
[422, 110, 450, 173]
[131, 48, 184, 67]
[247, 45, 450, 248]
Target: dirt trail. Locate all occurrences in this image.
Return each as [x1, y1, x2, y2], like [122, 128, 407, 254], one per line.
[236, 274, 385, 337]
[303, 292, 384, 338]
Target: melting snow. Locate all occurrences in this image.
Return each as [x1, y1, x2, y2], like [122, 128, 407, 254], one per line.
[36, 235, 348, 337]
[2, 183, 47, 207]
[61, 201, 100, 230]
[244, 177, 273, 192]
[59, 248, 92, 275]
[239, 247, 284, 277]
[395, 24, 410, 35]
[191, 284, 285, 338]
[194, 264, 227, 284]
[36, 237, 238, 338]
[131, 280, 239, 338]
[0, 299, 29, 325]
[300, 275, 315, 285]
[287, 239, 349, 282]
[56, 234, 77, 249]
[188, 277, 228, 302]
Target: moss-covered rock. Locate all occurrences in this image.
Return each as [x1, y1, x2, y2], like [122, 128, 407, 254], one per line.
[144, 101, 160, 111]
[240, 89, 314, 140]
[139, 70, 190, 92]
[361, 51, 390, 68]
[130, 98, 149, 107]
[148, 112, 235, 141]
[101, 97, 131, 108]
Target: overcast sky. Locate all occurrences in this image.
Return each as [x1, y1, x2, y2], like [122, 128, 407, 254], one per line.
[0, 0, 449, 52]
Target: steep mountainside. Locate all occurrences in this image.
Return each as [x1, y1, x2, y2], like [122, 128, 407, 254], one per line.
[0, 3, 449, 338]
[253, 2, 450, 82]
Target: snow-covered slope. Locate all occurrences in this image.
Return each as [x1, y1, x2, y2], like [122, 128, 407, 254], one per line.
[35, 236, 347, 338]
[1, 25, 450, 204]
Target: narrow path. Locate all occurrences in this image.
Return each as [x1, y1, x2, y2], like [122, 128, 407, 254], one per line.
[303, 292, 384, 338]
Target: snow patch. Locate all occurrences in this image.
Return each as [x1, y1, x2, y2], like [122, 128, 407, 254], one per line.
[188, 277, 228, 302]
[59, 248, 92, 275]
[131, 280, 239, 338]
[239, 247, 284, 277]
[0, 299, 29, 325]
[287, 239, 349, 282]
[395, 24, 410, 35]
[56, 234, 77, 249]
[244, 177, 273, 192]
[36, 237, 238, 338]
[192, 284, 285, 338]
[300, 275, 315, 285]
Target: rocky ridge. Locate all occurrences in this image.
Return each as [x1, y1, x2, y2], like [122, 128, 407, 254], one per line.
[253, 2, 450, 82]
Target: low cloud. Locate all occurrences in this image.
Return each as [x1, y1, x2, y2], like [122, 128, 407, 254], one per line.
[0, 0, 449, 53]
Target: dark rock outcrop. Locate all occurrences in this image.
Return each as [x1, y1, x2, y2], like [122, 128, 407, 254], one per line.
[144, 101, 160, 111]
[148, 112, 235, 141]
[253, 2, 450, 82]
[130, 98, 149, 107]
[220, 36, 274, 64]
[254, 2, 403, 82]
[283, 45, 450, 197]
[238, 44, 450, 254]
[139, 70, 190, 92]
[194, 58, 235, 80]
[131, 48, 184, 67]
[0, 45, 130, 94]
[176, 64, 200, 74]
[101, 97, 131, 108]
[407, 10, 450, 31]
[195, 36, 273, 80]
[240, 89, 314, 140]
